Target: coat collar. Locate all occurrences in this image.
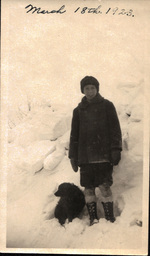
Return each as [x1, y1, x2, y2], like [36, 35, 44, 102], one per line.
[78, 93, 104, 109]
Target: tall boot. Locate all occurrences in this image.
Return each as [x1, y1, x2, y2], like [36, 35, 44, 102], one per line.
[102, 202, 116, 223]
[86, 202, 99, 226]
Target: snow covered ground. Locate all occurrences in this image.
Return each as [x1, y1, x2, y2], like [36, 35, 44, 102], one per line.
[5, 80, 149, 254]
[1, 1, 149, 254]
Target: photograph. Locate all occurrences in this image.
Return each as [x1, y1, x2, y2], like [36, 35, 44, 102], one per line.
[0, 0, 149, 254]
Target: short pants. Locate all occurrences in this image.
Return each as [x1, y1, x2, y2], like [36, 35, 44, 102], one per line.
[80, 162, 113, 188]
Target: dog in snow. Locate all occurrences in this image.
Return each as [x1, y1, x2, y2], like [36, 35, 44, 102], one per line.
[54, 182, 85, 225]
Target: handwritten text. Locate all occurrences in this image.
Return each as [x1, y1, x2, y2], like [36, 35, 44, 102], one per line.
[25, 4, 134, 17]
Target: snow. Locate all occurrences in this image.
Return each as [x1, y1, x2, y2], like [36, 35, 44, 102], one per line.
[6, 80, 149, 254]
[43, 146, 65, 171]
[8, 107, 71, 146]
[2, 1, 149, 253]
[9, 140, 56, 173]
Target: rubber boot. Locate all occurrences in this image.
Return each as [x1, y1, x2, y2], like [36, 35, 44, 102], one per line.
[102, 202, 116, 223]
[86, 202, 99, 226]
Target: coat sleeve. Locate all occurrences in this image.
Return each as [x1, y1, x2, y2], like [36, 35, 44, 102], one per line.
[68, 107, 79, 161]
[106, 100, 122, 151]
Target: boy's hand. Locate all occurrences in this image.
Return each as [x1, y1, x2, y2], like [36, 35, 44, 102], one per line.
[111, 150, 121, 166]
[70, 159, 78, 172]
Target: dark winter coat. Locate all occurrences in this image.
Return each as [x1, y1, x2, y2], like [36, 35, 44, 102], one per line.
[69, 93, 122, 166]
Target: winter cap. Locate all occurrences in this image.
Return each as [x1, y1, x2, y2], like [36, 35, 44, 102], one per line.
[80, 76, 99, 93]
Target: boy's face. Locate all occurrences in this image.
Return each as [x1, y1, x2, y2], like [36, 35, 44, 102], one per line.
[83, 84, 97, 100]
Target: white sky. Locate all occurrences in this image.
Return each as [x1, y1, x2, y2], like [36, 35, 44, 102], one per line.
[3, 0, 148, 107]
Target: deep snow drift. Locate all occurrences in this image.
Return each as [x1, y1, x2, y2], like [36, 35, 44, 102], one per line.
[6, 80, 148, 253]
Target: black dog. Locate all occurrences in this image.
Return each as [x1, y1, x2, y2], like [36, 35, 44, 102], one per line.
[54, 182, 85, 225]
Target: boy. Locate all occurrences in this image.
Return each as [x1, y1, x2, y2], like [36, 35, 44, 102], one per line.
[69, 76, 122, 226]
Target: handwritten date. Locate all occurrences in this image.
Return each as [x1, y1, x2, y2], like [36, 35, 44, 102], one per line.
[25, 4, 134, 17]
[74, 6, 134, 17]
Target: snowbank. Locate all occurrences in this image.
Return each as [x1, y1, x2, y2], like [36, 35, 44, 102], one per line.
[11, 140, 56, 173]
[44, 146, 65, 172]
[6, 82, 147, 251]
[8, 106, 72, 146]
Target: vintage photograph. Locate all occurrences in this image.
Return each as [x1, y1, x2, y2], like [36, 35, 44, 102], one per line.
[1, 0, 149, 254]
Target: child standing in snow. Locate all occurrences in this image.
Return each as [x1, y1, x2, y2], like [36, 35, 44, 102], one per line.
[69, 76, 122, 226]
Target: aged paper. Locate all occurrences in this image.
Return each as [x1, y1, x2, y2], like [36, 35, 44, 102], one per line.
[1, 0, 149, 254]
